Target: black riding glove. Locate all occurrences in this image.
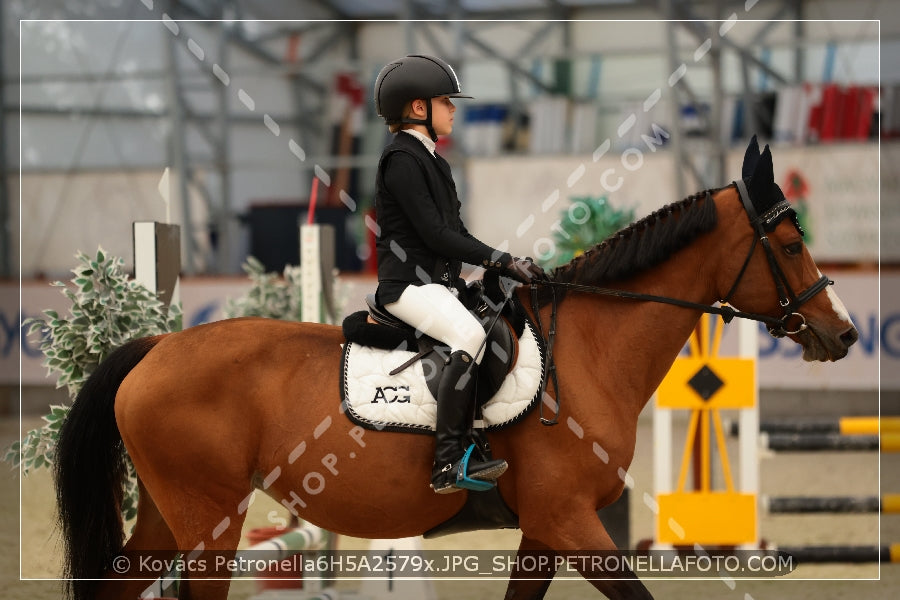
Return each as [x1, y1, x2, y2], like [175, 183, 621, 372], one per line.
[501, 256, 546, 284]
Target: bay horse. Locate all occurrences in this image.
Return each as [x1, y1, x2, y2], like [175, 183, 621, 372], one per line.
[53, 138, 858, 600]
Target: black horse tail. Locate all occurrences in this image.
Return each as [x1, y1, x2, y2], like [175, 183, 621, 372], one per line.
[54, 334, 165, 600]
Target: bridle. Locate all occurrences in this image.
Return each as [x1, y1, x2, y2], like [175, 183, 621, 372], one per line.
[528, 180, 833, 425]
[720, 179, 832, 338]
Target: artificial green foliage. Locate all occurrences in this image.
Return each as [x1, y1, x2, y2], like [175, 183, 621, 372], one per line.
[224, 256, 303, 320]
[6, 248, 182, 520]
[224, 256, 347, 324]
[545, 196, 635, 269]
[26, 248, 182, 399]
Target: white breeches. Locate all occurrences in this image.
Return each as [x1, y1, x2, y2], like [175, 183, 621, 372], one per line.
[384, 283, 486, 364]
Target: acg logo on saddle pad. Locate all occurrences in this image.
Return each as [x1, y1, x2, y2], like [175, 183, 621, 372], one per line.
[371, 385, 411, 403]
[340, 322, 544, 434]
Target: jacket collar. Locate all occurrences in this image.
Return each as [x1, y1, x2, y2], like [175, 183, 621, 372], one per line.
[398, 129, 436, 156]
[393, 130, 454, 183]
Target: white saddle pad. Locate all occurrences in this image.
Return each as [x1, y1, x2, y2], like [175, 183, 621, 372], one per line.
[341, 321, 544, 433]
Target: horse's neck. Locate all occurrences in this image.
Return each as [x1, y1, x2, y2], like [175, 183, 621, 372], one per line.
[541, 245, 717, 416]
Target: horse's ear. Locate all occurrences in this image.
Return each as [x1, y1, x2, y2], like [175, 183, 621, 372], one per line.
[741, 135, 761, 179]
[748, 144, 774, 204]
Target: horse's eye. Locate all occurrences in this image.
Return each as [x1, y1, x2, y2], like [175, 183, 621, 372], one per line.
[784, 242, 803, 256]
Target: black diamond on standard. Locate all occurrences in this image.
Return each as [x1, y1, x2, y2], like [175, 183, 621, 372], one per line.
[688, 365, 725, 401]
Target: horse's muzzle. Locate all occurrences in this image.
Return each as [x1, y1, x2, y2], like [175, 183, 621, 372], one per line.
[799, 323, 858, 362]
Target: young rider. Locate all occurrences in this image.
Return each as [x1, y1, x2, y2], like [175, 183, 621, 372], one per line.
[373, 54, 545, 494]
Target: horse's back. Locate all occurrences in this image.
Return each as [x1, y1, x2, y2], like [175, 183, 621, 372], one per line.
[115, 318, 346, 479]
[118, 316, 343, 397]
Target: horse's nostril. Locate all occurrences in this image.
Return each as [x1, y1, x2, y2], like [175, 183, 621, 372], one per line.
[840, 327, 859, 347]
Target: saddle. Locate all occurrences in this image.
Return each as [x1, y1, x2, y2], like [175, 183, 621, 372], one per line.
[362, 293, 519, 404]
[340, 275, 543, 435]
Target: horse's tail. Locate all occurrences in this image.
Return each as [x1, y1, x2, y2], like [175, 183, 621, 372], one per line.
[54, 334, 165, 600]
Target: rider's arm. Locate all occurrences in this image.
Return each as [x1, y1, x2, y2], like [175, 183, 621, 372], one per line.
[382, 152, 510, 268]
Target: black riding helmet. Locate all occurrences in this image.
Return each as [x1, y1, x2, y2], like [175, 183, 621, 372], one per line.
[374, 54, 473, 141]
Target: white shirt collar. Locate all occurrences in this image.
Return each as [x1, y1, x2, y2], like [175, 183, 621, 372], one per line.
[402, 129, 436, 156]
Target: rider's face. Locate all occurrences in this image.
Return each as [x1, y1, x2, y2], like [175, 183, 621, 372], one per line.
[429, 96, 456, 136]
[410, 96, 456, 137]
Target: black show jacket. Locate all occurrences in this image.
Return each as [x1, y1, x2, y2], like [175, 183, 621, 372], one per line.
[374, 132, 510, 306]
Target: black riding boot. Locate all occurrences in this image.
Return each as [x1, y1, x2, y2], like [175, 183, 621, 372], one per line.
[431, 350, 508, 494]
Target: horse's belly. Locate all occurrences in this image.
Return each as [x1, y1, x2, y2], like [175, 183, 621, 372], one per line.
[265, 449, 466, 539]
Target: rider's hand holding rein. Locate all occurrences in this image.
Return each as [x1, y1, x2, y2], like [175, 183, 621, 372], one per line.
[503, 256, 547, 284]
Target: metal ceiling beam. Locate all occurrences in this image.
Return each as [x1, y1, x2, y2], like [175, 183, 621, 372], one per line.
[515, 21, 559, 58]
[751, 1, 795, 44]
[669, 2, 792, 86]
[213, 15, 234, 275]
[304, 22, 353, 64]
[458, 27, 557, 94]
[308, 0, 353, 20]
[419, 21, 451, 58]
[663, 0, 688, 197]
[161, 2, 350, 272]
[173, 0, 327, 94]
[243, 23, 323, 45]
[25, 19, 148, 276]
[708, 0, 726, 186]
[349, 1, 563, 22]
[793, 0, 805, 82]
[164, 21, 199, 274]
[14, 104, 318, 129]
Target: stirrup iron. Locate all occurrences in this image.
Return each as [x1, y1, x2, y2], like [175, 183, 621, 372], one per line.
[454, 444, 496, 492]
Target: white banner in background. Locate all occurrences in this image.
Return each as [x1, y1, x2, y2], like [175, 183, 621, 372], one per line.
[725, 143, 880, 263]
[467, 143, 883, 263]
[1, 272, 890, 391]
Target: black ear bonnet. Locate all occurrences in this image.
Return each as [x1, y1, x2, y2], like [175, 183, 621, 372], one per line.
[740, 135, 804, 235]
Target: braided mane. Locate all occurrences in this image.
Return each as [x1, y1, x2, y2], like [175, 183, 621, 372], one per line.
[550, 188, 721, 287]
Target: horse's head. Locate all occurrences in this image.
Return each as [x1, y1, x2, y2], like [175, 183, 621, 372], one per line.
[716, 136, 858, 362]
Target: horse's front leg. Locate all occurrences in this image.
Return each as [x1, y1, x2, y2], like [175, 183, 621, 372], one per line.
[577, 554, 653, 600]
[503, 534, 560, 600]
[519, 507, 654, 600]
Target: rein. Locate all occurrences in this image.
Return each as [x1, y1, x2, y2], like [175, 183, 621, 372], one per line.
[528, 182, 834, 426]
[535, 280, 787, 329]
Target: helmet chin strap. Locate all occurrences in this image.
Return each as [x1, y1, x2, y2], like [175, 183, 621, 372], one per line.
[400, 98, 438, 142]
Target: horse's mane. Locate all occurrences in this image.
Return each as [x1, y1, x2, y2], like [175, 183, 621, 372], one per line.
[550, 188, 722, 287]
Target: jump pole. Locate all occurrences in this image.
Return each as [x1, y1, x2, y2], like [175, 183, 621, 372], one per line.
[760, 432, 900, 452]
[726, 416, 900, 437]
[237, 524, 331, 593]
[763, 494, 900, 514]
[359, 537, 438, 600]
[138, 524, 334, 599]
[776, 544, 900, 564]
